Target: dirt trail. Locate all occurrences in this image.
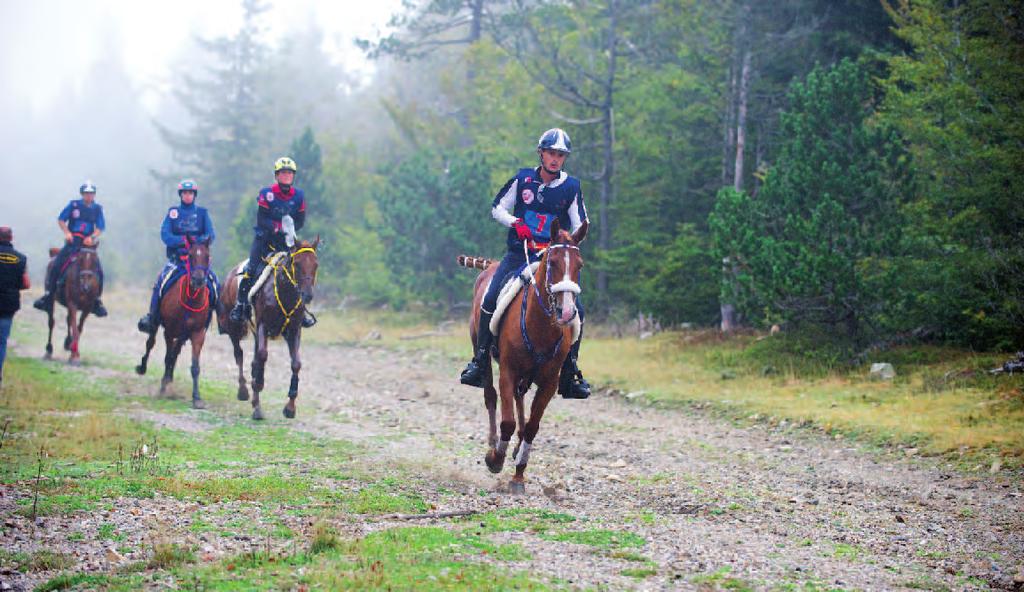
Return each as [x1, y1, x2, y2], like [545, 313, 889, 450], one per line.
[5, 302, 1023, 591]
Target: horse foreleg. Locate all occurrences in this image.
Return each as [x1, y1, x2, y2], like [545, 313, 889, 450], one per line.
[161, 335, 183, 394]
[250, 324, 268, 421]
[485, 370, 517, 475]
[190, 330, 207, 409]
[282, 329, 301, 419]
[510, 379, 559, 495]
[231, 334, 248, 401]
[136, 327, 158, 375]
[67, 308, 81, 365]
[44, 309, 55, 360]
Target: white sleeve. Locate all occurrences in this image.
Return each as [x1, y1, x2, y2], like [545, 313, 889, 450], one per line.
[568, 191, 586, 233]
[491, 178, 519, 227]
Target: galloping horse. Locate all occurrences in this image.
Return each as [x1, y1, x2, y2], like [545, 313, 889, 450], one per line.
[43, 243, 103, 365]
[461, 219, 587, 494]
[135, 241, 213, 409]
[218, 237, 319, 420]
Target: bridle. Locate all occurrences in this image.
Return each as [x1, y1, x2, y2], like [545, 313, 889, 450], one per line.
[519, 241, 581, 365]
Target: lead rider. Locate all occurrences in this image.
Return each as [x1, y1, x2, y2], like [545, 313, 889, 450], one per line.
[460, 128, 591, 399]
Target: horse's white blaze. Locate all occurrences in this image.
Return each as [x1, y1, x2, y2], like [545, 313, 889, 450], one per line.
[514, 441, 532, 466]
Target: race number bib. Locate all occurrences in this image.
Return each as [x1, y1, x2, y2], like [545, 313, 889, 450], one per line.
[523, 210, 552, 242]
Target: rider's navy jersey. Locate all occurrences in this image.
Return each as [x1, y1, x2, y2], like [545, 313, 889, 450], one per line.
[255, 184, 306, 234]
[161, 203, 215, 258]
[58, 199, 105, 237]
[491, 167, 588, 252]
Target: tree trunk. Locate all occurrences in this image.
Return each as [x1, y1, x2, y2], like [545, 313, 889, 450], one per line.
[596, 0, 618, 298]
[733, 49, 751, 192]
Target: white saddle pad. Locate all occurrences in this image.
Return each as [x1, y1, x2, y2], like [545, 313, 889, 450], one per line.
[490, 262, 581, 343]
[234, 252, 288, 305]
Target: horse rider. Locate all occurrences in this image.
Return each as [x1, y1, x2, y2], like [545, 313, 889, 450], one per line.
[137, 179, 218, 333]
[33, 181, 108, 317]
[228, 157, 315, 328]
[459, 128, 592, 399]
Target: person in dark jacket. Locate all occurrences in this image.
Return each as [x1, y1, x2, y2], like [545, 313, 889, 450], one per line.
[0, 226, 30, 387]
[228, 157, 314, 327]
[32, 181, 108, 316]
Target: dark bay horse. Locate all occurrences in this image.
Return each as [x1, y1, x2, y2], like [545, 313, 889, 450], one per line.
[43, 244, 102, 365]
[462, 219, 587, 494]
[218, 238, 319, 420]
[135, 241, 213, 409]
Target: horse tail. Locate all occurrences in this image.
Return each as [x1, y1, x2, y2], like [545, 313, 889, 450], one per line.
[456, 255, 494, 270]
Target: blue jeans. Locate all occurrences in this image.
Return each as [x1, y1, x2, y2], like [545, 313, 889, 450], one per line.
[0, 315, 12, 378]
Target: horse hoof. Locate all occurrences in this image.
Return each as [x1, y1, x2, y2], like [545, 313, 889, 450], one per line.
[252, 407, 265, 421]
[68, 358, 81, 367]
[509, 480, 526, 495]
[237, 388, 249, 401]
[485, 450, 505, 474]
[135, 364, 146, 375]
[283, 406, 295, 419]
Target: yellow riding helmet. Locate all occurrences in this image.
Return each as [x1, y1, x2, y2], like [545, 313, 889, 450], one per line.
[274, 157, 297, 173]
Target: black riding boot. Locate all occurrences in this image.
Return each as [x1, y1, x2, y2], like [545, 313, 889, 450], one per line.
[33, 270, 57, 311]
[460, 311, 494, 388]
[92, 298, 108, 317]
[301, 312, 316, 328]
[558, 339, 591, 399]
[229, 273, 254, 322]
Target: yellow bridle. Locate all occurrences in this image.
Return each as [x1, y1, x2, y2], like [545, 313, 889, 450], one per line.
[271, 247, 318, 332]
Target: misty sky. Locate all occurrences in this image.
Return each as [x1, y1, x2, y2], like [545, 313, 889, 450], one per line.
[0, 0, 404, 277]
[0, 0, 403, 115]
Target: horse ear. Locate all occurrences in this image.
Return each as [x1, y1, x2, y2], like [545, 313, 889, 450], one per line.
[550, 217, 561, 241]
[313, 235, 321, 250]
[571, 220, 589, 244]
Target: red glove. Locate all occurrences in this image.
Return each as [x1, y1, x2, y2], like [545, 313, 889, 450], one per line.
[513, 219, 533, 241]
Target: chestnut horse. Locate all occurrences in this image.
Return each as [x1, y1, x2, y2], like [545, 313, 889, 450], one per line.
[218, 238, 319, 420]
[43, 244, 102, 365]
[135, 241, 213, 409]
[463, 219, 587, 494]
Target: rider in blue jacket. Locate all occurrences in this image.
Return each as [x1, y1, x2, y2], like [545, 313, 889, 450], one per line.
[33, 181, 108, 317]
[228, 157, 314, 328]
[137, 180, 217, 333]
[459, 128, 592, 399]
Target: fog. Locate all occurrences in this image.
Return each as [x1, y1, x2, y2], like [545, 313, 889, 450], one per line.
[0, 0, 401, 280]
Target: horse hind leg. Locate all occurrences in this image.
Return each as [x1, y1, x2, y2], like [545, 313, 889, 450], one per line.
[44, 309, 55, 360]
[231, 334, 249, 401]
[485, 372, 517, 475]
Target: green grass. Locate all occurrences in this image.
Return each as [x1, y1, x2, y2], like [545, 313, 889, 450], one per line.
[542, 528, 645, 549]
[469, 508, 577, 535]
[692, 566, 755, 591]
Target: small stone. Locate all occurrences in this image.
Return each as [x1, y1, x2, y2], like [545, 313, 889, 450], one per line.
[990, 460, 1002, 474]
[895, 514, 906, 524]
[869, 363, 896, 380]
[609, 458, 627, 468]
[606, 474, 623, 482]
[105, 548, 126, 563]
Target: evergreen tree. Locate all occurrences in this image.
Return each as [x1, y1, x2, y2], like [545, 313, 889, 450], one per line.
[710, 59, 911, 339]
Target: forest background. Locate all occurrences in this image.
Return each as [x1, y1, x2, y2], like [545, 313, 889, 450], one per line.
[6, 0, 1022, 352]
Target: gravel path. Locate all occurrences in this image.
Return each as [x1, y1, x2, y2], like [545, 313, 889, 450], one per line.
[3, 301, 1022, 591]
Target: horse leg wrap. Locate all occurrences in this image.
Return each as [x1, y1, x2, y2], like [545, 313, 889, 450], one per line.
[495, 439, 509, 455]
[514, 441, 532, 466]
